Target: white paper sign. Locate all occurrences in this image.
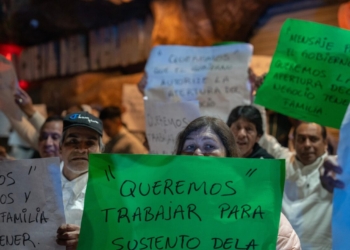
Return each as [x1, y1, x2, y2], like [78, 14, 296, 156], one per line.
[145, 100, 201, 154]
[145, 44, 252, 122]
[0, 157, 65, 249]
[333, 104, 350, 250]
[0, 111, 11, 137]
[122, 84, 145, 131]
[0, 55, 22, 120]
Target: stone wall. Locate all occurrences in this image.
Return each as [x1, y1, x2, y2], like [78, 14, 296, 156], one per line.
[151, 0, 284, 46]
[40, 0, 285, 111]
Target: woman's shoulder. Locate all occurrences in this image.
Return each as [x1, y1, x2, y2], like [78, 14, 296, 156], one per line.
[277, 213, 301, 250]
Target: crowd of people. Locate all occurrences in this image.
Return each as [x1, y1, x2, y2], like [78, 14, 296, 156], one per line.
[0, 69, 345, 250]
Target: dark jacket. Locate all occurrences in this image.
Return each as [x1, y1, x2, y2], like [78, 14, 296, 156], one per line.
[247, 143, 274, 159]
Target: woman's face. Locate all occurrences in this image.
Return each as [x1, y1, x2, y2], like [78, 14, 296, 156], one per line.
[181, 127, 226, 157]
[230, 118, 260, 157]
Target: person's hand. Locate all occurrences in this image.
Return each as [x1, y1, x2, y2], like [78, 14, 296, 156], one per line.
[14, 88, 36, 118]
[320, 158, 345, 193]
[248, 68, 266, 93]
[137, 73, 147, 96]
[0, 146, 14, 161]
[56, 224, 80, 250]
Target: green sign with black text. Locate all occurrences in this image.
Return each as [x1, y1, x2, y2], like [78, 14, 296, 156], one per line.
[255, 18, 350, 128]
[78, 154, 285, 250]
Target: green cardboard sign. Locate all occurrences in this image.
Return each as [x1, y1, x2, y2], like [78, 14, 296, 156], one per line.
[78, 154, 285, 250]
[255, 19, 350, 128]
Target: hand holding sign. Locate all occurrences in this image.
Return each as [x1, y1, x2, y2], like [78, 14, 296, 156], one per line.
[14, 87, 37, 118]
[56, 224, 80, 249]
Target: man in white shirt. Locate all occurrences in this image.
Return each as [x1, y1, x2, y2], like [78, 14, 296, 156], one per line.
[260, 122, 334, 250]
[55, 111, 103, 249]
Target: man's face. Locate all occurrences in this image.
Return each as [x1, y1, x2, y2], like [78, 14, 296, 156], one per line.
[38, 121, 63, 158]
[102, 118, 121, 138]
[294, 123, 327, 166]
[60, 127, 100, 178]
[229, 118, 260, 158]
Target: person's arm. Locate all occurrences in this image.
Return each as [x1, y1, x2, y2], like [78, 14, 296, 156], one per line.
[2, 88, 45, 150]
[4, 112, 40, 150]
[27, 111, 45, 130]
[56, 224, 80, 250]
[14, 88, 45, 130]
[259, 133, 291, 159]
[252, 97, 290, 159]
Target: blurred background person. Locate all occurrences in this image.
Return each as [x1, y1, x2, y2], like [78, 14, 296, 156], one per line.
[99, 106, 148, 154]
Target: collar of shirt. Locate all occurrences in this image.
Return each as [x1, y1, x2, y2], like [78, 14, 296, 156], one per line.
[60, 162, 88, 200]
[296, 152, 328, 175]
[286, 152, 327, 182]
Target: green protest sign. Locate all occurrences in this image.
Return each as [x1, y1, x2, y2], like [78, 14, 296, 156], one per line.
[78, 154, 285, 250]
[255, 18, 350, 128]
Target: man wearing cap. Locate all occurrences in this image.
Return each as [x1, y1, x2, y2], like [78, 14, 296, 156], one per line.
[56, 111, 103, 249]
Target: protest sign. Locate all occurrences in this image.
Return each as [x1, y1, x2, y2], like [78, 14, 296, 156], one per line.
[122, 84, 145, 132]
[255, 19, 350, 128]
[144, 44, 252, 121]
[333, 104, 350, 249]
[0, 111, 11, 137]
[0, 157, 65, 249]
[78, 154, 285, 250]
[144, 100, 201, 154]
[0, 55, 22, 120]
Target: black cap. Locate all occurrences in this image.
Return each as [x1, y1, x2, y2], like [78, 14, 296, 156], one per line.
[63, 111, 103, 136]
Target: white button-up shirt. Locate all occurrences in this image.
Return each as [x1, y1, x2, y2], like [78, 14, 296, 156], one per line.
[60, 162, 88, 226]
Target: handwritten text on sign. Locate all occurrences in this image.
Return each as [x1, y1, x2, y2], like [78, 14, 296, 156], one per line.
[145, 44, 252, 121]
[255, 19, 350, 128]
[144, 100, 201, 154]
[78, 154, 285, 250]
[0, 157, 65, 250]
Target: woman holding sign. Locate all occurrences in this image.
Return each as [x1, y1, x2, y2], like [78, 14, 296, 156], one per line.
[174, 116, 300, 250]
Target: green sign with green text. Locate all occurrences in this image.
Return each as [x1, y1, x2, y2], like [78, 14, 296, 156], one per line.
[78, 154, 285, 250]
[255, 18, 350, 128]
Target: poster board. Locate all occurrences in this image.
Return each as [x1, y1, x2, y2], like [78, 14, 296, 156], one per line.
[255, 19, 350, 128]
[79, 154, 285, 250]
[0, 157, 65, 249]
